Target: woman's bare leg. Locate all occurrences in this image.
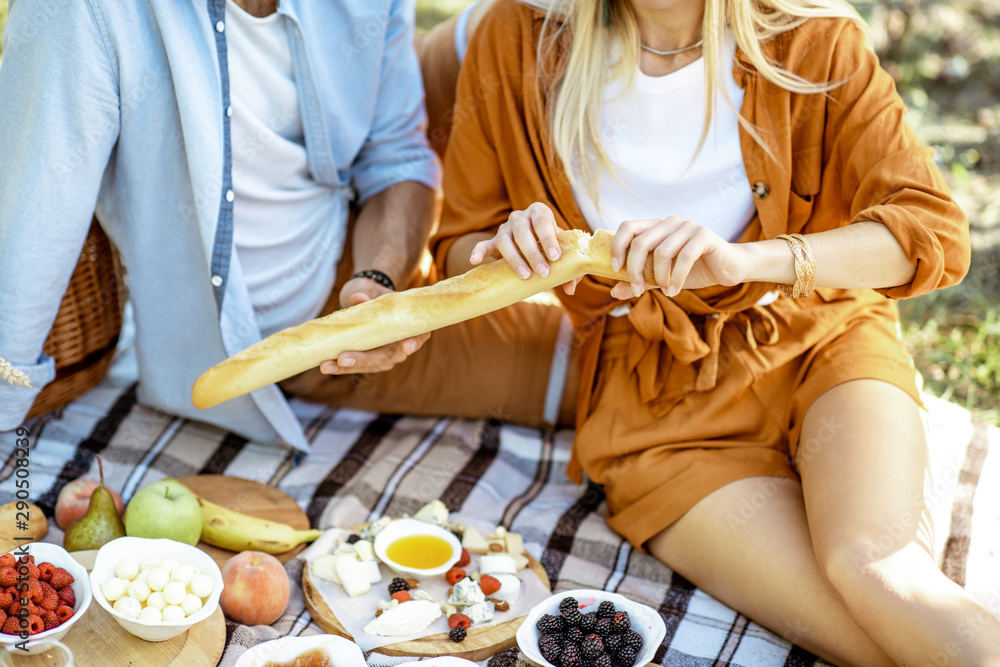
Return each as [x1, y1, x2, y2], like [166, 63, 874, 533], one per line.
[798, 379, 1000, 665]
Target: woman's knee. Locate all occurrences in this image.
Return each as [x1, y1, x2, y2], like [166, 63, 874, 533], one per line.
[817, 536, 936, 603]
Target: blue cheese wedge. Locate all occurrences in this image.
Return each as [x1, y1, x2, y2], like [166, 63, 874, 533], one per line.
[412, 500, 450, 529]
[360, 516, 392, 541]
[447, 576, 485, 607]
[363, 600, 441, 637]
[465, 601, 495, 625]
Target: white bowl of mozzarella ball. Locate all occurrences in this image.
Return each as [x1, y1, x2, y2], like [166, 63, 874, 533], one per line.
[89, 536, 224, 642]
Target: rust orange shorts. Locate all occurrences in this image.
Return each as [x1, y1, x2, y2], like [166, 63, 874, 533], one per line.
[575, 295, 922, 550]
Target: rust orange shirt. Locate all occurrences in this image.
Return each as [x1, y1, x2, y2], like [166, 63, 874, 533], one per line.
[432, 0, 969, 479]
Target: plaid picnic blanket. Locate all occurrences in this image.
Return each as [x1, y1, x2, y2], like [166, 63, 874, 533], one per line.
[2, 341, 998, 666]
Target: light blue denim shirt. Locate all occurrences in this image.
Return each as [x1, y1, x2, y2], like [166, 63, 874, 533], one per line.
[0, 0, 438, 448]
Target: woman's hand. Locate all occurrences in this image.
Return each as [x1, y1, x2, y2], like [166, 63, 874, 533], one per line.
[469, 202, 582, 295]
[320, 277, 430, 375]
[610, 216, 749, 300]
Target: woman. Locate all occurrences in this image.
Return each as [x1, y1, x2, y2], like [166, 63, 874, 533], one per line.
[431, 0, 1000, 663]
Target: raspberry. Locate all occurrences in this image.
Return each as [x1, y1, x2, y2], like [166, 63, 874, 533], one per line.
[37, 562, 55, 582]
[581, 633, 604, 658]
[28, 580, 44, 604]
[55, 605, 74, 624]
[579, 611, 597, 633]
[611, 610, 631, 633]
[561, 605, 582, 628]
[0, 568, 17, 589]
[597, 600, 615, 619]
[1, 615, 21, 635]
[48, 568, 73, 590]
[40, 588, 59, 612]
[0, 610, 5, 628]
[26, 614, 44, 635]
[390, 591, 411, 603]
[448, 625, 467, 642]
[387, 578, 409, 595]
[445, 568, 466, 586]
[536, 613, 564, 635]
[559, 644, 581, 667]
[595, 618, 613, 638]
[456, 548, 471, 567]
[345, 534, 361, 544]
[42, 611, 59, 631]
[565, 626, 584, 646]
[448, 613, 471, 630]
[57, 586, 75, 608]
[0, 555, 14, 569]
[17, 559, 39, 581]
[620, 629, 643, 653]
[559, 596, 579, 614]
[616, 645, 638, 667]
[479, 574, 501, 596]
[0, 590, 12, 611]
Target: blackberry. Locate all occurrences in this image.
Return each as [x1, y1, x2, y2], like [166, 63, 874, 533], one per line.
[580, 633, 604, 658]
[595, 618, 614, 638]
[387, 577, 409, 594]
[615, 646, 637, 667]
[536, 614, 565, 635]
[345, 534, 361, 544]
[559, 644, 582, 667]
[597, 601, 616, 619]
[594, 654, 614, 667]
[620, 629, 643, 653]
[611, 611, 631, 633]
[579, 611, 598, 633]
[449, 625, 467, 643]
[540, 638, 563, 664]
[603, 632, 622, 653]
[559, 597, 580, 615]
[562, 606, 583, 628]
[566, 626, 584, 646]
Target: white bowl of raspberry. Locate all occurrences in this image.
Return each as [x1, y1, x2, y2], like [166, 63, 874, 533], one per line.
[0, 543, 93, 655]
[516, 589, 666, 667]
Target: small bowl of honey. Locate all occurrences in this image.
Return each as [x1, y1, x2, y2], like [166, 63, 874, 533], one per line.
[373, 518, 462, 580]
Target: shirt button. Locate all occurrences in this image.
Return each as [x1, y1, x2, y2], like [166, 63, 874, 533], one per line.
[752, 182, 770, 199]
[211, 275, 223, 287]
[226, 106, 232, 118]
[216, 20, 225, 33]
[225, 189, 234, 203]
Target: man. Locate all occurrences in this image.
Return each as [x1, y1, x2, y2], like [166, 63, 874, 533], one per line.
[0, 0, 573, 448]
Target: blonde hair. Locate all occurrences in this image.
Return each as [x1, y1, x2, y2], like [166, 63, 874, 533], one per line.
[522, 0, 871, 198]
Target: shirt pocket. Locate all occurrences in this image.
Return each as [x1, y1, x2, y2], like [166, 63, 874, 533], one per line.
[789, 144, 822, 228]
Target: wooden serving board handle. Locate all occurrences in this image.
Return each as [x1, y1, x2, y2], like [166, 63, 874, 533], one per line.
[192, 229, 655, 409]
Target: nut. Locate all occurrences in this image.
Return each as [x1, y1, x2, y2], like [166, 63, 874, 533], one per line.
[404, 578, 420, 589]
[375, 608, 383, 617]
[489, 598, 510, 612]
[488, 543, 504, 552]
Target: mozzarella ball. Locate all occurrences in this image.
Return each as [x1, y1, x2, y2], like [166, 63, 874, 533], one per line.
[126, 579, 151, 602]
[170, 563, 199, 585]
[113, 596, 142, 619]
[146, 591, 167, 611]
[189, 573, 214, 598]
[180, 593, 203, 617]
[146, 567, 170, 592]
[100, 577, 127, 602]
[140, 557, 161, 570]
[133, 569, 149, 584]
[158, 558, 180, 572]
[114, 559, 140, 581]
[161, 605, 186, 622]
[162, 581, 187, 605]
[138, 606, 162, 623]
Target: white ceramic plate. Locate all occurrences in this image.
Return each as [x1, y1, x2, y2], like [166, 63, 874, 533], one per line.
[234, 634, 365, 667]
[516, 589, 666, 667]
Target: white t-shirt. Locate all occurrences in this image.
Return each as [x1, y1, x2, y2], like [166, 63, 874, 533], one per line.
[572, 37, 756, 243]
[227, 1, 346, 337]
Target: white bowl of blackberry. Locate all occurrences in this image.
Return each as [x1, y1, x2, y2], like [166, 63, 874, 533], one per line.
[516, 589, 666, 667]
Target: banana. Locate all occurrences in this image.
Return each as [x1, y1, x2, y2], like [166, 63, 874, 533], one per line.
[196, 496, 321, 555]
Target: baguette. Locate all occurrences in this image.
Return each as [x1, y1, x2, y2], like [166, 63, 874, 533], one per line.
[191, 229, 655, 409]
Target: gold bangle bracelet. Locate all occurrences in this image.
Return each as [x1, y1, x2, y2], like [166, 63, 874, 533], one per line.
[777, 233, 816, 298]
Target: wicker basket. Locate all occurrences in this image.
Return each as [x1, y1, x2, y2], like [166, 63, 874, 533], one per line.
[26, 219, 126, 419]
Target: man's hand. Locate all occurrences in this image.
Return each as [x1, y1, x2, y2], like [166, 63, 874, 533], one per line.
[319, 277, 430, 375]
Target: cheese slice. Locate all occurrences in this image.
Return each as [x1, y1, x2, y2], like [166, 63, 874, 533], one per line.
[504, 532, 524, 556]
[310, 555, 340, 584]
[334, 554, 370, 597]
[462, 526, 489, 554]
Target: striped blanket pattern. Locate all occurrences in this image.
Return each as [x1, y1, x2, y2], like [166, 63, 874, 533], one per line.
[1, 348, 997, 666]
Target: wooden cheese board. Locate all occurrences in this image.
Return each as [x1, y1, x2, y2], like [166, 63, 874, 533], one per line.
[302, 530, 550, 661]
[63, 549, 226, 666]
[177, 475, 311, 570]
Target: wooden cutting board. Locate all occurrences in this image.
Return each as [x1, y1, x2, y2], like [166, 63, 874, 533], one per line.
[302, 549, 550, 661]
[178, 475, 311, 570]
[60, 550, 226, 667]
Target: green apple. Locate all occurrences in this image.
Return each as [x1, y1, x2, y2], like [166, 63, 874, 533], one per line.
[124, 479, 203, 545]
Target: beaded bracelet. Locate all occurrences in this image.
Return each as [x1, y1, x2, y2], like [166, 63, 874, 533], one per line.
[776, 233, 815, 298]
[350, 269, 395, 292]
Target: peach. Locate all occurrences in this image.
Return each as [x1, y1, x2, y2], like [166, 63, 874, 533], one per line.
[55, 478, 124, 530]
[219, 551, 289, 626]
